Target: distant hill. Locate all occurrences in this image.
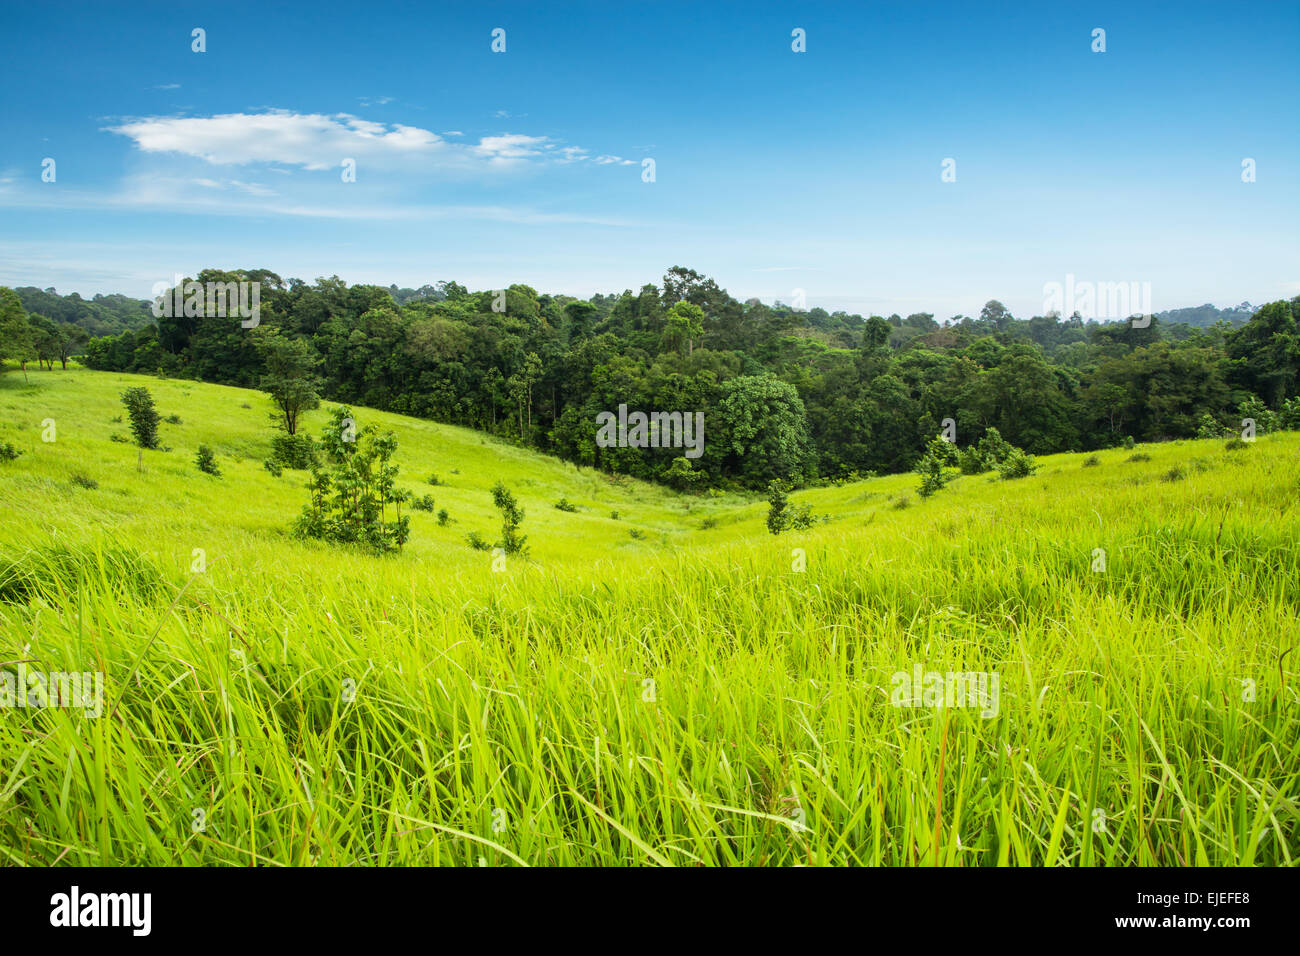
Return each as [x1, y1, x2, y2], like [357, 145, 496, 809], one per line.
[12, 286, 155, 337]
[1155, 302, 1256, 328]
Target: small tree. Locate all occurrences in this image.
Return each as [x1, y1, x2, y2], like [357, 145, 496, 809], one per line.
[293, 406, 410, 554]
[255, 328, 322, 436]
[766, 480, 813, 534]
[195, 444, 221, 476]
[916, 437, 958, 498]
[491, 481, 528, 556]
[121, 387, 160, 449]
[767, 480, 790, 534]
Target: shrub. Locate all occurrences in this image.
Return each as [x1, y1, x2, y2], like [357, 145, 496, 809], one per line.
[263, 458, 283, 477]
[892, 495, 910, 510]
[1238, 396, 1279, 435]
[437, 509, 450, 526]
[0, 441, 21, 462]
[609, 510, 619, 520]
[120, 387, 160, 449]
[998, 448, 1037, 480]
[1083, 454, 1101, 467]
[491, 482, 527, 556]
[165, 414, 183, 425]
[554, 497, 578, 513]
[1224, 437, 1248, 451]
[1126, 453, 1152, 463]
[270, 432, 317, 470]
[1195, 414, 1227, 439]
[427, 473, 441, 486]
[292, 407, 410, 554]
[195, 445, 221, 476]
[70, 472, 98, 490]
[767, 480, 815, 532]
[1122, 436, 1135, 449]
[110, 433, 130, 443]
[700, 516, 717, 530]
[466, 530, 491, 551]
[916, 438, 959, 498]
[1162, 466, 1186, 482]
[411, 494, 436, 512]
[628, 528, 645, 540]
[664, 456, 702, 491]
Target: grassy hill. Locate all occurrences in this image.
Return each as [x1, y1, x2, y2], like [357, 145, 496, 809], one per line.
[1, 367, 1297, 865]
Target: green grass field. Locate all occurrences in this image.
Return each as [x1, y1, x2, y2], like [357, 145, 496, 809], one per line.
[1, 367, 1297, 866]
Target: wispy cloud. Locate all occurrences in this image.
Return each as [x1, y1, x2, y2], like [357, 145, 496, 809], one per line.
[106, 109, 627, 174]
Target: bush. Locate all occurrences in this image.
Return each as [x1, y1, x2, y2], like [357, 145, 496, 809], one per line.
[554, 497, 578, 513]
[998, 448, 1037, 480]
[0, 441, 22, 462]
[1122, 436, 1136, 449]
[700, 516, 717, 530]
[270, 432, 317, 470]
[628, 528, 645, 540]
[1126, 453, 1152, 463]
[110, 433, 130, 443]
[120, 387, 160, 449]
[1195, 414, 1227, 439]
[292, 407, 410, 554]
[1238, 396, 1279, 435]
[1224, 437, 1248, 451]
[70, 472, 98, 490]
[916, 438, 959, 498]
[263, 458, 283, 477]
[1083, 454, 1100, 467]
[491, 482, 528, 556]
[411, 494, 436, 512]
[437, 509, 450, 526]
[1162, 466, 1186, 482]
[609, 510, 619, 520]
[195, 445, 221, 476]
[427, 473, 441, 486]
[892, 495, 910, 510]
[165, 414, 183, 425]
[466, 530, 491, 551]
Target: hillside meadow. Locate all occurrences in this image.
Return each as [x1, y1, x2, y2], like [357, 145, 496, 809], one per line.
[0, 367, 1297, 865]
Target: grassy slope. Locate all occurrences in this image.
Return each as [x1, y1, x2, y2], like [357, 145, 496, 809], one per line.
[0, 367, 1297, 866]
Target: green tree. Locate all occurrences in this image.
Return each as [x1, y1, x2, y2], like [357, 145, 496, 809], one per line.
[663, 301, 706, 356]
[717, 374, 815, 488]
[491, 481, 528, 556]
[254, 328, 322, 435]
[120, 387, 160, 449]
[0, 287, 36, 381]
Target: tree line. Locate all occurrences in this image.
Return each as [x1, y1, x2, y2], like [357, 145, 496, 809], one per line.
[3, 268, 1298, 490]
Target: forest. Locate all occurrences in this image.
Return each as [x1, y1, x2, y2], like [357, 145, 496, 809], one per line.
[3, 268, 1297, 490]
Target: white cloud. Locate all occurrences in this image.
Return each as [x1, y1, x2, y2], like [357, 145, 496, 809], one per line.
[108, 110, 444, 170]
[152, 83, 181, 91]
[107, 110, 624, 174]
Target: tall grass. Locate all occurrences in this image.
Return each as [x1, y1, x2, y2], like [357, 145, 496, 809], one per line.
[0, 369, 1297, 865]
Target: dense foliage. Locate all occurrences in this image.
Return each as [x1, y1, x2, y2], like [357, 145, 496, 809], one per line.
[19, 266, 1300, 489]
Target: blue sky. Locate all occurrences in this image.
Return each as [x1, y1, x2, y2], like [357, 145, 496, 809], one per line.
[0, 0, 1296, 318]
